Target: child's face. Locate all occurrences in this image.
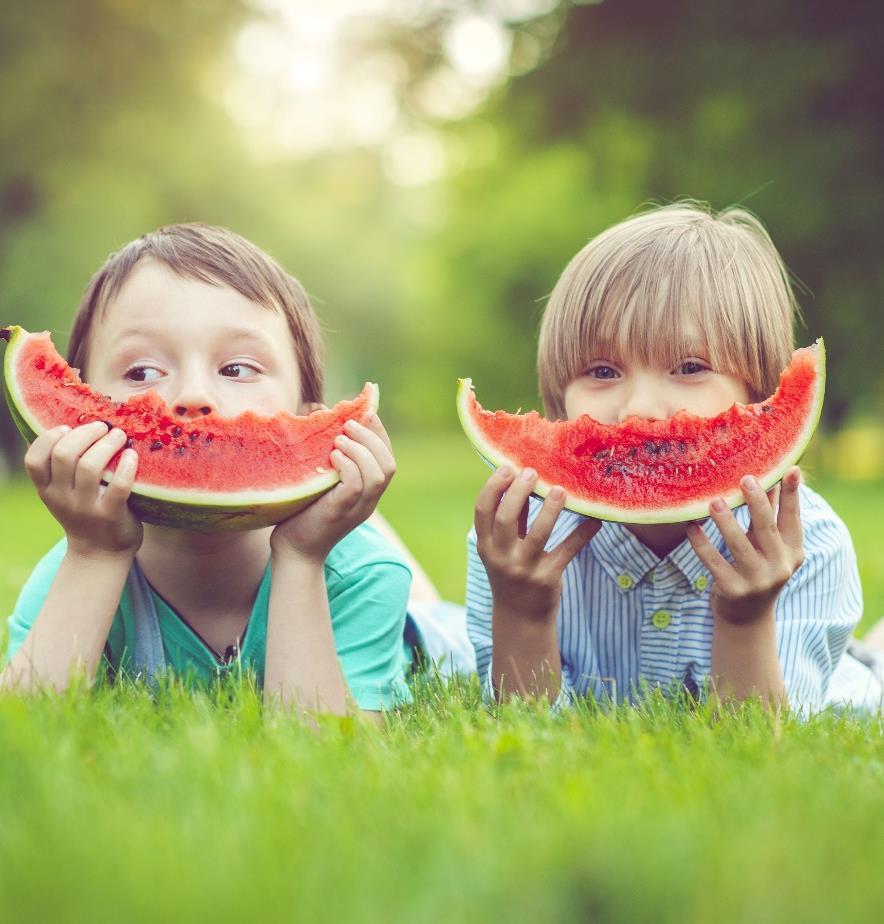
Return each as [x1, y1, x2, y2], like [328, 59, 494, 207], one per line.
[85, 259, 312, 418]
[563, 328, 751, 424]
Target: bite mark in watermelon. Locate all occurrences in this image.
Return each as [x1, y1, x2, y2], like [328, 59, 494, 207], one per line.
[457, 341, 825, 524]
[1, 325, 378, 531]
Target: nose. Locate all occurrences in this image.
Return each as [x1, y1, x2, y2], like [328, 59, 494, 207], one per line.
[617, 375, 670, 422]
[171, 367, 218, 419]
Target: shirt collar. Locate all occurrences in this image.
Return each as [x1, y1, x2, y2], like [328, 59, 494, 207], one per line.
[590, 517, 720, 592]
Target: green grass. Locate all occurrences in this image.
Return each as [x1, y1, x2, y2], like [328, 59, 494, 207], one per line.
[0, 680, 880, 923]
[0, 432, 882, 923]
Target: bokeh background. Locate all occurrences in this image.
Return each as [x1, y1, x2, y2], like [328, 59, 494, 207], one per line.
[2, 0, 883, 614]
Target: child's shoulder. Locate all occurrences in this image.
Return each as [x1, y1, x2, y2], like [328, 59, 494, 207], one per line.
[795, 481, 855, 555]
[325, 521, 413, 584]
[15, 537, 68, 602]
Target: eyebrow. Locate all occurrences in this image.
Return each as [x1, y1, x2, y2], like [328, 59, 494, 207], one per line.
[115, 327, 278, 350]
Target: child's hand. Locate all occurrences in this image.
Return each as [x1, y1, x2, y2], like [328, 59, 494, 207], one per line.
[270, 413, 396, 564]
[24, 421, 143, 559]
[474, 466, 600, 621]
[685, 466, 804, 625]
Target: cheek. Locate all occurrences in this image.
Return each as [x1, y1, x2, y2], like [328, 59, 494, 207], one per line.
[562, 382, 611, 423]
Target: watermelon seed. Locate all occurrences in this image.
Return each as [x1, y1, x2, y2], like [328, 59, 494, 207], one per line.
[205, 433, 214, 443]
[175, 446, 186, 456]
[172, 426, 183, 438]
[125, 438, 134, 449]
[687, 466, 693, 476]
[594, 449, 608, 461]
[708, 458, 716, 467]
[150, 440, 164, 451]
[189, 432, 199, 443]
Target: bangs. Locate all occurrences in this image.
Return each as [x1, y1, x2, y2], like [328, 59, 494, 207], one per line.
[539, 204, 797, 418]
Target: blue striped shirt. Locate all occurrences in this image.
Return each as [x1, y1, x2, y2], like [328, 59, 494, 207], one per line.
[466, 484, 864, 712]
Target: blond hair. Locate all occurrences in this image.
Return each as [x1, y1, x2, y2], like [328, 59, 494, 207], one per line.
[537, 202, 799, 419]
[67, 223, 325, 403]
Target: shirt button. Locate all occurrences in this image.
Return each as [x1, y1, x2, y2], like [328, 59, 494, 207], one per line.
[617, 573, 634, 590]
[651, 609, 671, 630]
[694, 575, 709, 592]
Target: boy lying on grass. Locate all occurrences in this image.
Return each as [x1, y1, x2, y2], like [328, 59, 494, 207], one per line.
[0, 223, 471, 721]
[466, 202, 883, 714]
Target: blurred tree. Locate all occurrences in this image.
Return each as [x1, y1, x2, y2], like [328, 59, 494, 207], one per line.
[400, 0, 884, 428]
[0, 0, 416, 467]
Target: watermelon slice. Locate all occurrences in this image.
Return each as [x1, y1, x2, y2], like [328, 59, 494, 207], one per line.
[1, 325, 378, 531]
[457, 341, 825, 524]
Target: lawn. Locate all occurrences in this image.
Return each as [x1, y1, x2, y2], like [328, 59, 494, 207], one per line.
[0, 432, 881, 923]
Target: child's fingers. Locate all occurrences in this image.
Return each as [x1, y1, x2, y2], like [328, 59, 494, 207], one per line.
[685, 522, 734, 587]
[517, 497, 529, 539]
[73, 428, 129, 498]
[329, 447, 364, 503]
[474, 467, 513, 540]
[361, 413, 394, 456]
[48, 421, 112, 492]
[102, 448, 139, 507]
[342, 419, 395, 477]
[333, 434, 387, 495]
[493, 467, 537, 543]
[522, 487, 566, 555]
[740, 475, 781, 559]
[548, 517, 600, 571]
[24, 425, 72, 490]
[776, 467, 803, 551]
[707, 497, 757, 570]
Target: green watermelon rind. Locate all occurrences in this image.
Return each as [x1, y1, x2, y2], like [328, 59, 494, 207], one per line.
[456, 340, 826, 525]
[2, 325, 378, 531]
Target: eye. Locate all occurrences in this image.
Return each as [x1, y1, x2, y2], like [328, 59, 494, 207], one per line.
[674, 359, 710, 376]
[220, 362, 260, 379]
[124, 365, 162, 383]
[586, 364, 620, 380]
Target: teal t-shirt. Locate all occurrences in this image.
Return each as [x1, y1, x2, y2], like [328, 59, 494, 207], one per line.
[6, 523, 413, 710]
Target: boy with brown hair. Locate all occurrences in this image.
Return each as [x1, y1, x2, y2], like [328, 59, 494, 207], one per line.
[3, 223, 414, 719]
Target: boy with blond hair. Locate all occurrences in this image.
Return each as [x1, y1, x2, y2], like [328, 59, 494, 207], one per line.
[467, 203, 881, 712]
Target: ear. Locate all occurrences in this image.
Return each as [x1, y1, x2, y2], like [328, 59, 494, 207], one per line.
[299, 401, 327, 415]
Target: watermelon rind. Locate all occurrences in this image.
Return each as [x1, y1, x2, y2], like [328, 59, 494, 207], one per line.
[456, 340, 825, 525]
[2, 325, 378, 531]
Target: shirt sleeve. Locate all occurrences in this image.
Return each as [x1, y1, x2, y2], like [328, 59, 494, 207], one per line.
[325, 558, 413, 711]
[774, 488, 863, 715]
[4, 540, 68, 665]
[466, 526, 494, 701]
[466, 526, 576, 709]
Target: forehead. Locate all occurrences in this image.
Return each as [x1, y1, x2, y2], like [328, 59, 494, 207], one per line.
[94, 259, 292, 347]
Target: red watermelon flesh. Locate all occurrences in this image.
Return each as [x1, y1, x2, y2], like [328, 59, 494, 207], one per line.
[2, 326, 378, 530]
[457, 341, 825, 524]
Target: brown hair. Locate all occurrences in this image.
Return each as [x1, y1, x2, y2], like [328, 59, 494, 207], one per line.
[537, 202, 799, 419]
[67, 223, 325, 403]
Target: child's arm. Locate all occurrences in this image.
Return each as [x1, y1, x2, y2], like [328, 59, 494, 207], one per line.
[686, 468, 805, 706]
[264, 414, 396, 721]
[1, 422, 142, 691]
[473, 466, 599, 702]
